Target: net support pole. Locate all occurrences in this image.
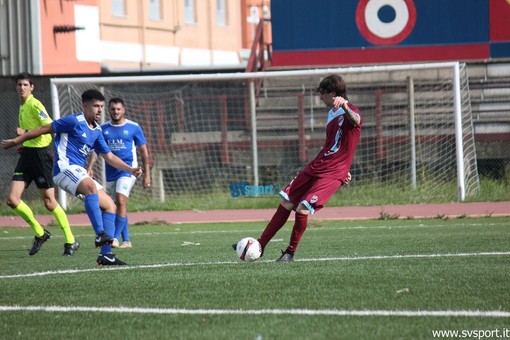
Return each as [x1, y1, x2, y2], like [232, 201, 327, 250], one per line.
[156, 169, 165, 203]
[50, 81, 68, 210]
[408, 76, 417, 190]
[453, 62, 466, 201]
[249, 80, 259, 186]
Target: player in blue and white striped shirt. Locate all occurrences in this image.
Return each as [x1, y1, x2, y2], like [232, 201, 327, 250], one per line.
[87, 98, 151, 249]
[1, 89, 142, 266]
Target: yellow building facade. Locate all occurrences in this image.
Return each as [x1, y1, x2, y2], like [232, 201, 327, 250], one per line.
[98, 0, 245, 72]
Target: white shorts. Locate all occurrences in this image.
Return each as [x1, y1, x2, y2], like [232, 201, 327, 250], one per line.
[106, 175, 136, 200]
[53, 164, 103, 197]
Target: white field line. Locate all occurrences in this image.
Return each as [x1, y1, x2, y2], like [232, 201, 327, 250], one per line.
[1, 251, 510, 280]
[0, 221, 507, 241]
[0, 305, 509, 318]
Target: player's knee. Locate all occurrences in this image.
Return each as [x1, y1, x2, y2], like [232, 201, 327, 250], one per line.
[99, 192, 117, 213]
[5, 190, 22, 208]
[115, 202, 127, 213]
[295, 204, 311, 215]
[77, 179, 98, 196]
[42, 197, 56, 210]
[280, 200, 294, 211]
[116, 195, 128, 207]
[5, 196, 19, 209]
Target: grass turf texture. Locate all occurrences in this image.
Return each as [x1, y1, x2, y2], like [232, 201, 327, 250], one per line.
[0, 217, 509, 339]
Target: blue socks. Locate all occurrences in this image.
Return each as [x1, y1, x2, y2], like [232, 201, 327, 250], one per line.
[101, 212, 116, 254]
[84, 194, 119, 255]
[114, 215, 130, 242]
[84, 194, 103, 234]
[114, 215, 127, 240]
[121, 216, 130, 242]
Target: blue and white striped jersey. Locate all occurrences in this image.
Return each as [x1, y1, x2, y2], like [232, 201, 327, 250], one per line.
[101, 119, 147, 181]
[51, 113, 110, 176]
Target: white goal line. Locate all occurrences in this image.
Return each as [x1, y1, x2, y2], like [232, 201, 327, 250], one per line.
[0, 305, 509, 318]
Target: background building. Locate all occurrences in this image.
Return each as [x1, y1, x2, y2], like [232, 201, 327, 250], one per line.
[0, 0, 270, 76]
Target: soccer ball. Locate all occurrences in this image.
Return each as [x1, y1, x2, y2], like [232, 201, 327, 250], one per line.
[235, 237, 262, 262]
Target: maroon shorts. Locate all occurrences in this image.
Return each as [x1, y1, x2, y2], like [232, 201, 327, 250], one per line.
[279, 171, 342, 214]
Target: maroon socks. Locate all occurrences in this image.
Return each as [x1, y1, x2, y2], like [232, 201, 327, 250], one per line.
[287, 211, 308, 253]
[258, 204, 309, 254]
[258, 204, 291, 247]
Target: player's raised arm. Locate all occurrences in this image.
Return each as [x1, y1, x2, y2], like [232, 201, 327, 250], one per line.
[332, 96, 360, 126]
[343, 104, 361, 126]
[101, 151, 143, 178]
[1, 124, 53, 149]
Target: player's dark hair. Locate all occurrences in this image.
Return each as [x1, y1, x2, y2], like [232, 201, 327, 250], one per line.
[82, 89, 105, 103]
[109, 97, 125, 106]
[317, 74, 348, 100]
[15, 72, 34, 85]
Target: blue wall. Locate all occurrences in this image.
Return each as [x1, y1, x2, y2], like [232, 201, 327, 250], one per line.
[270, 0, 509, 66]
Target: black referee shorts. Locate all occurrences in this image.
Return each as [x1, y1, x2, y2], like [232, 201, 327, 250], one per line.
[12, 146, 55, 189]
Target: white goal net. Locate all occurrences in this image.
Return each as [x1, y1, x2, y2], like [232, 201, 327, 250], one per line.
[50, 62, 479, 210]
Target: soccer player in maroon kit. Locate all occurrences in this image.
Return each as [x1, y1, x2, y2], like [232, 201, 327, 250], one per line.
[257, 74, 362, 262]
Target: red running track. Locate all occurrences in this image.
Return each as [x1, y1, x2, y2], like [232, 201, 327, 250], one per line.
[0, 201, 508, 228]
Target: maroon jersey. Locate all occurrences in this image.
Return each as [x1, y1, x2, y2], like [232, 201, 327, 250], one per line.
[303, 103, 362, 181]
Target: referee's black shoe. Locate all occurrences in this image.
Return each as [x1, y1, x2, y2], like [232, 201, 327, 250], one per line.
[63, 240, 80, 256]
[29, 229, 51, 256]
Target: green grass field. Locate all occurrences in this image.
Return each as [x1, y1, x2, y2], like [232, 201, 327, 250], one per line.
[1, 217, 509, 339]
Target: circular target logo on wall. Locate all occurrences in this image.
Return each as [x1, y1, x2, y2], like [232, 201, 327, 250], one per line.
[356, 0, 416, 45]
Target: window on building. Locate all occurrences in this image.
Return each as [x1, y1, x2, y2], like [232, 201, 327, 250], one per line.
[248, 5, 260, 24]
[184, 0, 196, 24]
[149, 0, 162, 21]
[112, 0, 126, 17]
[216, 0, 228, 26]
[262, 5, 270, 19]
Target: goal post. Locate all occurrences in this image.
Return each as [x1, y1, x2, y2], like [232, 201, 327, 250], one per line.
[50, 61, 479, 210]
